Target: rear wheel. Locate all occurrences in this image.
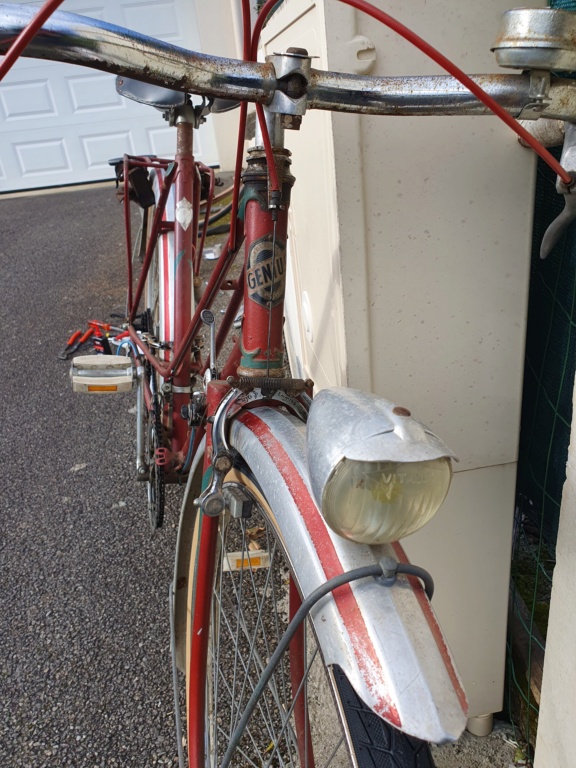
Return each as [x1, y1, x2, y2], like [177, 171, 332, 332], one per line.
[186, 464, 436, 767]
[142, 169, 174, 529]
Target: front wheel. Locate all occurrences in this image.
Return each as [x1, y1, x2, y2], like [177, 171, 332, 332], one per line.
[185, 463, 436, 768]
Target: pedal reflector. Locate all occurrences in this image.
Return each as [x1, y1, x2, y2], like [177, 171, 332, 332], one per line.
[222, 550, 270, 572]
[71, 355, 134, 394]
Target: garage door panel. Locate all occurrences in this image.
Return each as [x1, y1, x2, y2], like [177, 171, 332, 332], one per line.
[80, 129, 135, 169]
[1, 0, 218, 191]
[14, 138, 71, 178]
[146, 125, 176, 158]
[121, 1, 182, 41]
[67, 73, 125, 114]
[0, 78, 57, 121]
[1, 66, 127, 126]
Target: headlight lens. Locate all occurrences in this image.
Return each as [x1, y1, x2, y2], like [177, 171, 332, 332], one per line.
[322, 457, 452, 544]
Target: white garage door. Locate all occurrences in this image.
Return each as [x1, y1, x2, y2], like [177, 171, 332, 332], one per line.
[0, 0, 220, 192]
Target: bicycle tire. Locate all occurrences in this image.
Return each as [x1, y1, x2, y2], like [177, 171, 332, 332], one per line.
[186, 461, 436, 768]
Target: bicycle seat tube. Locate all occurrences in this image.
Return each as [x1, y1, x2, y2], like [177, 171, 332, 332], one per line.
[239, 109, 295, 378]
[171, 106, 201, 452]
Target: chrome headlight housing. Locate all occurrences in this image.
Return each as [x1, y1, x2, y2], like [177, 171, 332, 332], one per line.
[306, 388, 455, 545]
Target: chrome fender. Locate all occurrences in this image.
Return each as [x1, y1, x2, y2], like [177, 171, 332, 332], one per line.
[229, 406, 467, 744]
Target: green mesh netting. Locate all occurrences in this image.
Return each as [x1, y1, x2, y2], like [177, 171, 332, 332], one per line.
[508, 0, 576, 752]
[515, 146, 576, 553]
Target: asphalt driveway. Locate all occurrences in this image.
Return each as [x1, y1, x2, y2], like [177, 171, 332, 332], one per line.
[0, 185, 181, 767]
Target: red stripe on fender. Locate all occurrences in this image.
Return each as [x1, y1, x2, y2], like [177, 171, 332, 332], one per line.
[238, 410, 401, 726]
[391, 541, 468, 713]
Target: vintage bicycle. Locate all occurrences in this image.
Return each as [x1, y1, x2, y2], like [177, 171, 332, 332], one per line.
[3, 1, 576, 766]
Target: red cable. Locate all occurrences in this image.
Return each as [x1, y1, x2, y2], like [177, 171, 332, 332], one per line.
[250, 0, 283, 194]
[229, 101, 248, 252]
[251, 0, 279, 62]
[255, 102, 281, 192]
[252, 0, 572, 185]
[0, 0, 67, 81]
[227, 0, 253, 251]
[241, 0, 251, 59]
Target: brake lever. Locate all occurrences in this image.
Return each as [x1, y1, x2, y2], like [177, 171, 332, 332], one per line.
[541, 121, 576, 259]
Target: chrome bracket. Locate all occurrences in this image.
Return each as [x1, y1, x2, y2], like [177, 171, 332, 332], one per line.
[266, 49, 311, 129]
[518, 70, 551, 120]
[195, 387, 243, 517]
[196, 450, 234, 517]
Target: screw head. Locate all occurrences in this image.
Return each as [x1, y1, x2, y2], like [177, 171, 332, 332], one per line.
[286, 47, 309, 57]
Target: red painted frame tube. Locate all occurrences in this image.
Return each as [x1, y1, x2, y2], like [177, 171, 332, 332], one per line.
[171, 121, 196, 453]
[239, 145, 293, 376]
[168, 227, 245, 379]
[128, 161, 177, 323]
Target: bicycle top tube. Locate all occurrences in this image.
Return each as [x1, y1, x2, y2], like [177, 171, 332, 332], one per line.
[2, 3, 576, 121]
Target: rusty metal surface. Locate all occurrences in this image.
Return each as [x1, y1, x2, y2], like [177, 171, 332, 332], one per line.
[307, 71, 529, 115]
[493, 8, 576, 72]
[307, 71, 576, 121]
[3, 3, 576, 120]
[0, 4, 276, 103]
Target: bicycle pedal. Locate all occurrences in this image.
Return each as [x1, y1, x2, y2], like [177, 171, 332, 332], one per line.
[70, 355, 135, 394]
[222, 550, 270, 572]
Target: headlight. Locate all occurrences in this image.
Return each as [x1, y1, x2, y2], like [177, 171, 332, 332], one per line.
[322, 456, 452, 544]
[307, 388, 455, 545]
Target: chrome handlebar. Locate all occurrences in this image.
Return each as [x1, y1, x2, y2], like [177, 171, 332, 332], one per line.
[3, 3, 576, 122]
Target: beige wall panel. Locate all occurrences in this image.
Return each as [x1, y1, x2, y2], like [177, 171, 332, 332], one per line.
[534, 399, 576, 767]
[402, 463, 516, 718]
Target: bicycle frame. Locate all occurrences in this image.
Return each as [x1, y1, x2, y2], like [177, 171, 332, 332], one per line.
[6, 2, 576, 765]
[121, 137, 240, 467]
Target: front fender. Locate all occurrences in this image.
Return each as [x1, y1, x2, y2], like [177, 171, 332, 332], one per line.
[229, 406, 467, 744]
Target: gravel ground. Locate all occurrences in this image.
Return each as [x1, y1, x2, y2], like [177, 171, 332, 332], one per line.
[0, 185, 182, 767]
[1, 183, 527, 768]
[433, 720, 526, 768]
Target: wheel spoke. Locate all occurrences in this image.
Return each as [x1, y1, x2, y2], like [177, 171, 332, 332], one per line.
[213, 527, 287, 756]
